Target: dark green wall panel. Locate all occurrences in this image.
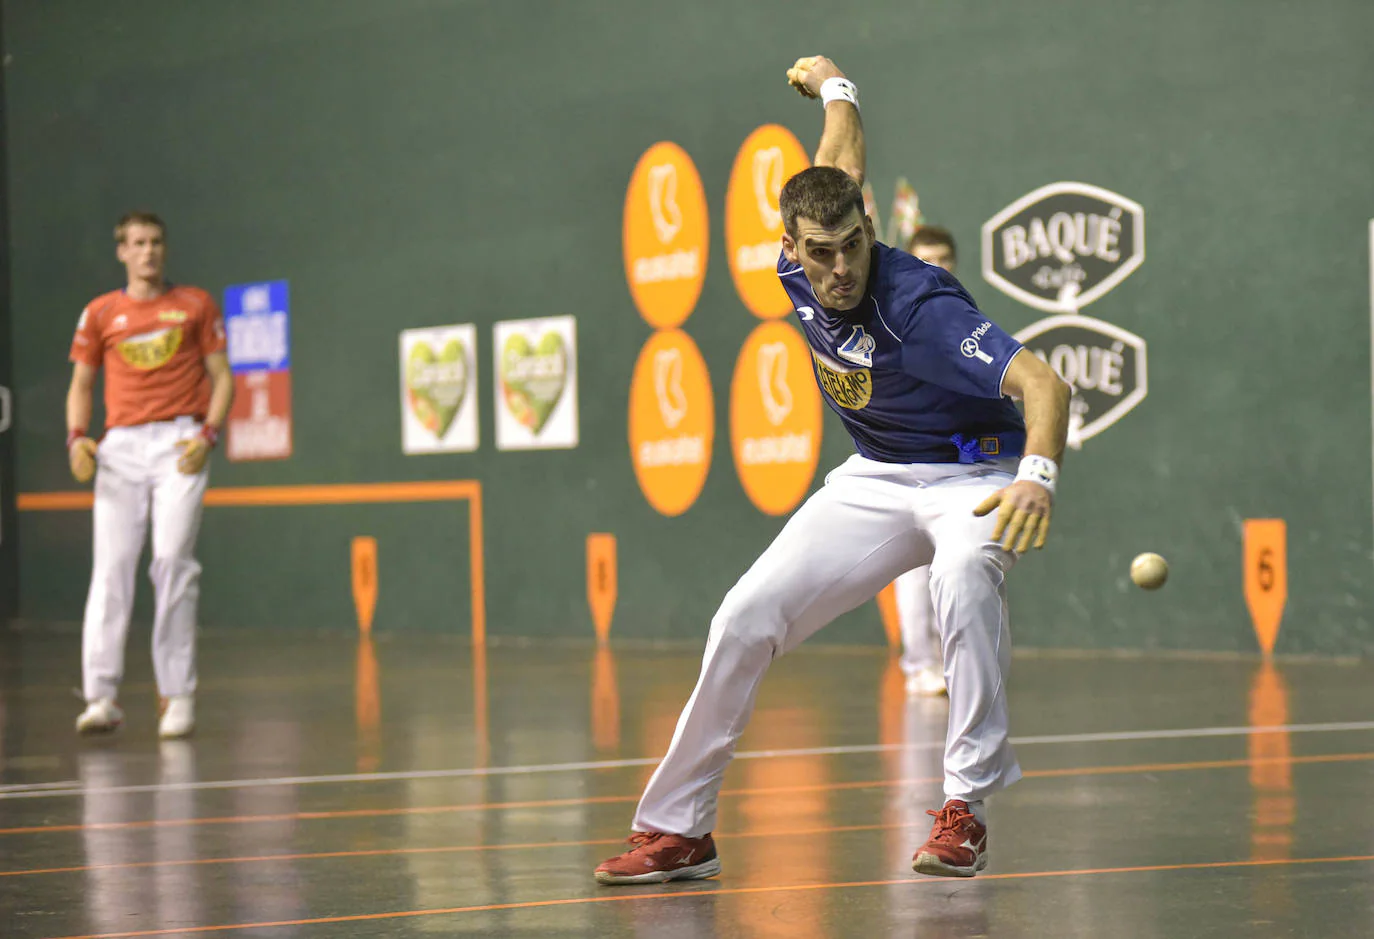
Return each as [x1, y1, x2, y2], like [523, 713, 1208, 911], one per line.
[5, 1, 1372, 654]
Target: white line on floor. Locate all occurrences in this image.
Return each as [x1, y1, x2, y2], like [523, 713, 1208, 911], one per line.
[2, 720, 1371, 801]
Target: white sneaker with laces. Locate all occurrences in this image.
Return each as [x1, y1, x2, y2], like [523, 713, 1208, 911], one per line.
[158, 695, 196, 739]
[905, 667, 947, 697]
[75, 698, 124, 734]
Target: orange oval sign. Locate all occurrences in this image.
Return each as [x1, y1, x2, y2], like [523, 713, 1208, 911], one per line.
[725, 125, 811, 319]
[730, 321, 822, 515]
[629, 330, 715, 516]
[623, 142, 709, 328]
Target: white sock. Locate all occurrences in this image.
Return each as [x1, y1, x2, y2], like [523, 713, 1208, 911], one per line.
[964, 800, 987, 824]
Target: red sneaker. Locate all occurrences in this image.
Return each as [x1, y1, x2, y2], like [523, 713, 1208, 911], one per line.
[912, 800, 988, 877]
[594, 831, 721, 885]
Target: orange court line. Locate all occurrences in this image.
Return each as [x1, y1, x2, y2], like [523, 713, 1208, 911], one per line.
[40, 854, 1374, 939]
[0, 822, 903, 879]
[17, 480, 486, 645]
[3, 749, 1369, 839]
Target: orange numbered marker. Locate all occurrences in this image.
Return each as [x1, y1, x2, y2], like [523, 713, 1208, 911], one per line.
[1243, 519, 1286, 655]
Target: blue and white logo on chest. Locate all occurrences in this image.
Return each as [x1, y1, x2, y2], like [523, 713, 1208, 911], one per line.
[836, 325, 875, 368]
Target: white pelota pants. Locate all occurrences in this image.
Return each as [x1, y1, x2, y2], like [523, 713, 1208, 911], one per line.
[82, 418, 209, 702]
[633, 455, 1022, 838]
[895, 566, 941, 676]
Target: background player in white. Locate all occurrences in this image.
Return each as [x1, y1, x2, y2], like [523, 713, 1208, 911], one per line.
[895, 225, 961, 698]
[595, 55, 1070, 885]
[67, 211, 232, 739]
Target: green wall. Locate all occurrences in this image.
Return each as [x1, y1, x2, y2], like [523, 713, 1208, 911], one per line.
[5, 1, 1373, 654]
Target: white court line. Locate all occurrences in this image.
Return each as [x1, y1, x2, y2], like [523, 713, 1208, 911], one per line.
[2, 720, 1373, 801]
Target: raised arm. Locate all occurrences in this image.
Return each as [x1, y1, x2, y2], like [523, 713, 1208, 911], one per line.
[786, 55, 865, 184]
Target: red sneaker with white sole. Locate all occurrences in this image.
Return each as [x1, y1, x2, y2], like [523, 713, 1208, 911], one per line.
[912, 799, 988, 877]
[594, 831, 721, 885]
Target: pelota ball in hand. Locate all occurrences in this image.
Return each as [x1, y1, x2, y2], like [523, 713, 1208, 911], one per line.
[1130, 552, 1168, 590]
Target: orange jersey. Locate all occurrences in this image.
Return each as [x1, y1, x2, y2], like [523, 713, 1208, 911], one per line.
[69, 285, 226, 429]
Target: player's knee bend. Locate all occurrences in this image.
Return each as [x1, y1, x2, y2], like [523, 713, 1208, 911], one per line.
[148, 555, 202, 583]
[929, 543, 1008, 590]
[709, 584, 788, 655]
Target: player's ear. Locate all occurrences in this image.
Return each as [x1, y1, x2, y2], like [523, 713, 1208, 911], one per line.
[864, 215, 876, 244]
[782, 232, 799, 263]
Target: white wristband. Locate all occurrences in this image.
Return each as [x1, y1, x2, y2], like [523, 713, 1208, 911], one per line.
[819, 77, 859, 111]
[1016, 455, 1058, 496]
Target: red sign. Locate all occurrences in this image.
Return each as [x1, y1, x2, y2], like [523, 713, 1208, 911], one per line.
[227, 369, 292, 461]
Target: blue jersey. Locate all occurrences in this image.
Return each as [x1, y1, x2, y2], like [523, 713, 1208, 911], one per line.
[778, 242, 1026, 464]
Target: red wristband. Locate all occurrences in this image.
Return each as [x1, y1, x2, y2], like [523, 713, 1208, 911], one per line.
[200, 423, 220, 448]
[67, 428, 86, 450]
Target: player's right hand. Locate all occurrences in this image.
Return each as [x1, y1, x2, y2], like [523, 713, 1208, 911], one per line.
[69, 437, 97, 484]
[973, 480, 1053, 555]
[786, 55, 845, 99]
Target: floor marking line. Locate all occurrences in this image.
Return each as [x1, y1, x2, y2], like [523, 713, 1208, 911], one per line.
[2, 750, 1369, 838]
[40, 854, 1374, 939]
[4, 719, 1372, 802]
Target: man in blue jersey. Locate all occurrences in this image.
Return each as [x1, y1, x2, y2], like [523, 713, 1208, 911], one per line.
[596, 55, 1071, 885]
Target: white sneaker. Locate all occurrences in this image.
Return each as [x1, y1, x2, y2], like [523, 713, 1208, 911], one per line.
[905, 667, 947, 697]
[158, 695, 196, 739]
[75, 698, 124, 734]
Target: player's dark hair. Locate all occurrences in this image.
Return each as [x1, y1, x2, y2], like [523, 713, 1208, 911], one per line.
[907, 224, 957, 260]
[779, 166, 864, 236]
[114, 211, 166, 244]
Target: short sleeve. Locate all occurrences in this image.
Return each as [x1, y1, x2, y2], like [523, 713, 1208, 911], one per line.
[69, 306, 103, 368]
[199, 295, 227, 356]
[897, 291, 1023, 399]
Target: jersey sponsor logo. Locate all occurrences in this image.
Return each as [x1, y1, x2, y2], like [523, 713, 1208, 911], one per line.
[1013, 315, 1147, 448]
[960, 323, 995, 364]
[836, 324, 875, 368]
[111, 313, 129, 331]
[116, 326, 183, 370]
[727, 124, 811, 318]
[812, 351, 873, 411]
[158, 309, 189, 323]
[796, 305, 816, 321]
[982, 182, 1144, 313]
[623, 142, 709, 328]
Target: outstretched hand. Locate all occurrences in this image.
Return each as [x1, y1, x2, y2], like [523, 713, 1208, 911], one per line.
[973, 480, 1053, 554]
[786, 55, 845, 99]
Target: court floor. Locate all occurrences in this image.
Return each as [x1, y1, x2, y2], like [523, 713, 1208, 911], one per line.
[0, 628, 1371, 938]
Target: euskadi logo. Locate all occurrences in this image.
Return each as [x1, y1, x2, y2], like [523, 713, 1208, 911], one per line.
[623, 141, 709, 329]
[1013, 315, 1147, 448]
[731, 321, 821, 516]
[726, 125, 811, 319]
[982, 182, 1144, 313]
[630, 330, 714, 517]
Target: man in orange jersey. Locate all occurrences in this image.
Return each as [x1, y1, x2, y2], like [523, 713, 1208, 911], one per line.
[66, 211, 233, 739]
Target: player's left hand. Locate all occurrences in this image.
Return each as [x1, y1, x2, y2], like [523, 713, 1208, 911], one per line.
[176, 437, 211, 475]
[973, 480, 1052, 554]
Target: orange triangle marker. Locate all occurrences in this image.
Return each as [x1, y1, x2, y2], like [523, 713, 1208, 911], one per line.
[587, 533, 617, 645]
[1243, 519, 1286, 655]
[352, 536, 378, 635]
